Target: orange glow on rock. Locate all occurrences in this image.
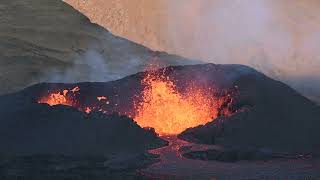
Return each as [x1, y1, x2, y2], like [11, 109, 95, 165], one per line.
[38, 87, 109, 114]
[85, 107, 92, 114]
[133, 71, 219, 135]
[97, 96, 107, 101]
[38, 89, 74, 107]
[70, 86, 80, 93]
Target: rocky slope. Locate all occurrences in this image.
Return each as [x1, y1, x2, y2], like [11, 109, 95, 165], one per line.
[65, 0, 320, 104]
[0, 0, 197, 95]
[0, 101, 166, 155]
[179, 65, 320, 155]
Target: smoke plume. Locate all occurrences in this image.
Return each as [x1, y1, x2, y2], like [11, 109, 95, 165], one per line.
[166, 0, 320, 103]
[41, 49, 128, 84]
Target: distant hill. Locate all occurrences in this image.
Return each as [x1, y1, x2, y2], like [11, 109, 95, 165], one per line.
[0, 0, 198, 95]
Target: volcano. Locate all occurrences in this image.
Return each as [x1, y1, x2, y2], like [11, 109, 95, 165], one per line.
[0, 63, 320, 156]
[35, 65, 236, 135]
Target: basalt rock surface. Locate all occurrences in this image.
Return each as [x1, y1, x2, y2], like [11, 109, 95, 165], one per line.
[0, 103, 167, 156]
[179, 66, 320, 155]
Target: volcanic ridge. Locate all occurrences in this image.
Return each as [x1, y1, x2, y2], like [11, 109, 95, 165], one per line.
[0, 63, 319, 158]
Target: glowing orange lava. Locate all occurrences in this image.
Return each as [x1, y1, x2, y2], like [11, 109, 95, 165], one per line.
[38, 88, 78, 107]
[85, 107, 92, 114]
[70, 86, 80, 93]
[133, 71, 219, 135]
[97, 96, 107, 101]
[38, 87, 109, 114]
[97, 96, 110, 104]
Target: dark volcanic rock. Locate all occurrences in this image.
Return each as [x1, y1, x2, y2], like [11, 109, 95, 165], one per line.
[0, 154, 158, 179]
[179, 66, 320, 155]
[183, 148, 275, 162]
[0, 102, 167, 156]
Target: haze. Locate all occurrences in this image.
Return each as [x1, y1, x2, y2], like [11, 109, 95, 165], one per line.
[66, 0, 320, 103]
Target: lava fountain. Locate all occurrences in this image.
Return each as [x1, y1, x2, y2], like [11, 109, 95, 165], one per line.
[38, 86, 80, 106]
[38, 86, 109, 114]
[133, 70, 220, 135]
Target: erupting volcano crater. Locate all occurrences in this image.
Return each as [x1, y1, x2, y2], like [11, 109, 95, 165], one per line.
[36, 64, 236, 135]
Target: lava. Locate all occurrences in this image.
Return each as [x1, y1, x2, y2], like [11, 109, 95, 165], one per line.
[97, 96, 110, 104]
[70, 86, 80, 93]
[133, 70, 220, 135]
[85, 107, 92, 114]
[38, 88, 79, 107]
[38, 87, 109, 114]
[97, 96, 107, 101]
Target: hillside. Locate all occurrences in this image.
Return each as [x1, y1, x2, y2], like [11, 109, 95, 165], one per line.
[0, 0, 197, 95]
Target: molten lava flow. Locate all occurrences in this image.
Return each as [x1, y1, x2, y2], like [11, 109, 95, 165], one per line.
[70, 86, 80, 93]
[38, 87, 110, 114]
[85, 107, 92, 114]
[97, 96, 110, 104]
[134, 71, 219, 135]
[38, 88, 77, 107]
[97, 96, 107, 101]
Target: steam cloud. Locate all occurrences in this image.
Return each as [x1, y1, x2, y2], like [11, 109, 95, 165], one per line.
[43, 50, 110, 83]
[166, 0, 320, 103]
